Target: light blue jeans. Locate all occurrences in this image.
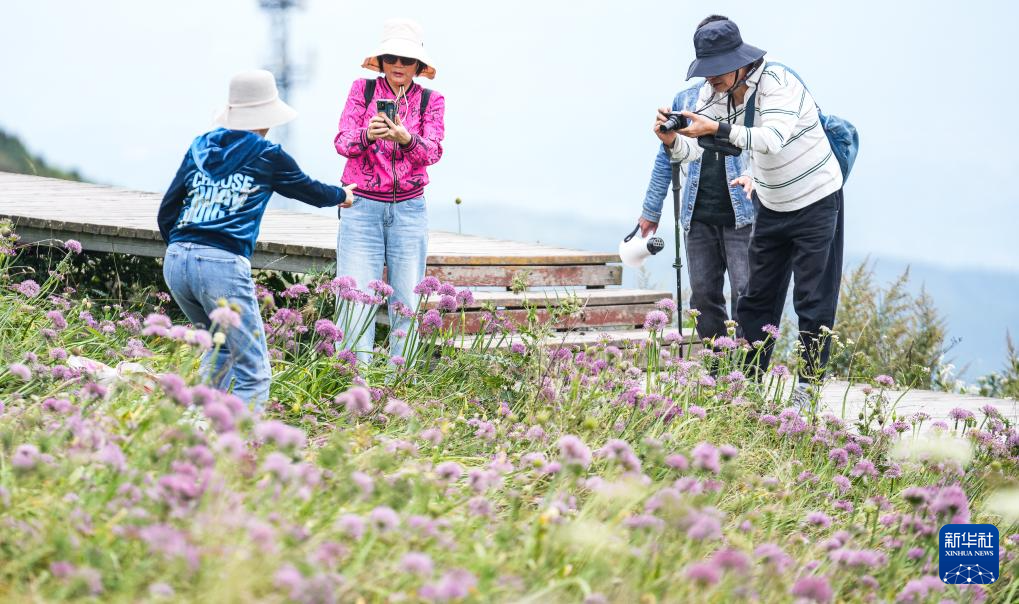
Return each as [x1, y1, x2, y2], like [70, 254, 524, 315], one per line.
[163, 242, 270, 408]
[336, 195, 428, 363]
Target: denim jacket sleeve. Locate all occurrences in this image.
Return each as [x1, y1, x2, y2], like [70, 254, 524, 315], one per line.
[641, 86, 699, 224]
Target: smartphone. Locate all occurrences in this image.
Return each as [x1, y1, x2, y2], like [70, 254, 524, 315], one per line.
[376, 99, 397, 122]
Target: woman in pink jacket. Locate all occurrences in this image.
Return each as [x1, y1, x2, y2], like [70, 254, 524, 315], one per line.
[334, 18, 445, 364]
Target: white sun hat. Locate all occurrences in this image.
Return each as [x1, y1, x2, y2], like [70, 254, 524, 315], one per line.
[361, 18, 437, 79]
[213, 69, 298, 131]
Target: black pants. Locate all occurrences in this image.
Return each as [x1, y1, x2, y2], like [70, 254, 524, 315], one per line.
[737, 188, 844, 382]
[685, 221, 752, 341]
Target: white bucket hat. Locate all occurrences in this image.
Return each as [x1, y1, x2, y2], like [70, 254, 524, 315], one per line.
[361, 18, 437, 79]
[214, 69, 298, 131]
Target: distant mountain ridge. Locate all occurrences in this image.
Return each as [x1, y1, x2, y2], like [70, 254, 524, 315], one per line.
[0, 128, 83, 181]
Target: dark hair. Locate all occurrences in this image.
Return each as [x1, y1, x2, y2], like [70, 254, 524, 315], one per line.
[377, 56, 428, 76]
[697, 14, 729, 29]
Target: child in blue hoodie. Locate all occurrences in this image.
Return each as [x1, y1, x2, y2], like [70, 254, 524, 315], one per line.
[158, 70, 354, 410]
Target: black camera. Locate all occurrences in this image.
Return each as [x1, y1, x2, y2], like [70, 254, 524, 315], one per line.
[658, 111, 688, 133]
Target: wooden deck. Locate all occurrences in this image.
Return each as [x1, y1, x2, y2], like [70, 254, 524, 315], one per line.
[0, 171, 668, 342]
[0, 172, 618, 277]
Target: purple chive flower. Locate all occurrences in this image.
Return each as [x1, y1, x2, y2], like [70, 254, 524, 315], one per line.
[643, 310, 669, 331]
[418, 309, 443, 335]
[901, 487, 929, 506]
[435, 461, 463, 482]
[437, 295, 459, 312]
[314, 319, 342, 342]
[96, 444, 127, 471]
[336, 514, 365, 540]
[400, 552, 434, 576]
[557, 435, 593, 468]
[597, 439, 642, 473]
[142, 313, 173, 336]
[336, 386, 373, 416]
[413, 276, 441, 295]
[42, 397, 75, 414]
[8, 363, 31, 381]
[63, 239, 82, 254]
[685, 509, 723, 541]
[806, 511, 833, 529]
[755, 543, 793, 572]
[209, 306, 241, 329]
[948, 407, 975, 422]
[12, 444, 41, 470]
[351, 471, 374, 496]
[850, 459, 878, 478]
[455, 289, 474, 306]
[665, 453, 689, 470]
[419, 427, 443, 445]
[419, 569, 477, 601]
[828, 447, 849, 467]
[656, 298, 677, 313]
[369, 506, 400, 532]
[712, 548, 750, 574]
[50, 561, 76, 578]
[280, 283, 310, 298]
[368, 279, 394, 297]
[770, 364, 791, 378]
[691, 442, 721, 474]
[15, 279, 40, 297]
[833, 475, 852, 495]
[510, 342, 527, 355]
[47, 310, 68, 330]
[383, 398, 413, 419]
[254, 420, 307, 450]
[895, 576, 945, 603]
[762, 323, 781, 339]
[790, 576, 833, 603]
[714, 336, 737, 350]
[685, 561, 721, 585]
[874, 374, 895, 387]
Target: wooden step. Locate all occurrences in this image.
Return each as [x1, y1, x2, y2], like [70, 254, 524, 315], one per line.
[377, 288, 672, 332]
[424, 264, 621, 288]
[451, 328, 699, 351]
[429, 288, 670, 310]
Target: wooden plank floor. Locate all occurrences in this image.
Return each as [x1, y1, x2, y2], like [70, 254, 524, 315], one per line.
[0, 172, 619, 269]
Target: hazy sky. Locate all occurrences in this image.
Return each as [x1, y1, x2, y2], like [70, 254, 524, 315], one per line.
[3, 0, 1018, 271]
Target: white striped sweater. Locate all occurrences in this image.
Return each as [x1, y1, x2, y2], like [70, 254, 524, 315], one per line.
[668, 61, 843, 212]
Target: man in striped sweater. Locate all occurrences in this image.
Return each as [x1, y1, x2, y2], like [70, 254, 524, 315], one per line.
[657, 17, 845, 404]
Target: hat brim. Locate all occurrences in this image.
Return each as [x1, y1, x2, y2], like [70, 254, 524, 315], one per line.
[686, 43, 766, 79]
[214, 98, 298, 131]
[362, 38, 436, 79]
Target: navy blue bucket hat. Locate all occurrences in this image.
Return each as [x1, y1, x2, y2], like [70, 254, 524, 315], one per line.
[686, 19, 766, 79]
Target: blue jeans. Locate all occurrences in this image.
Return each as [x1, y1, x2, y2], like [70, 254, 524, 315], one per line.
[685, 220, 752, 340]
[162, 242, 271, 408]
[336, 195, 428, 363]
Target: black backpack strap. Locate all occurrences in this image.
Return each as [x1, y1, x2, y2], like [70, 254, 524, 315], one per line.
[419, 88, 432, 115]
[362, 78, 377, 109]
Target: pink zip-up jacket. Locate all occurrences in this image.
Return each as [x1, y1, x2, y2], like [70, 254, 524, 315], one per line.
[334, 77, 445, 202]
